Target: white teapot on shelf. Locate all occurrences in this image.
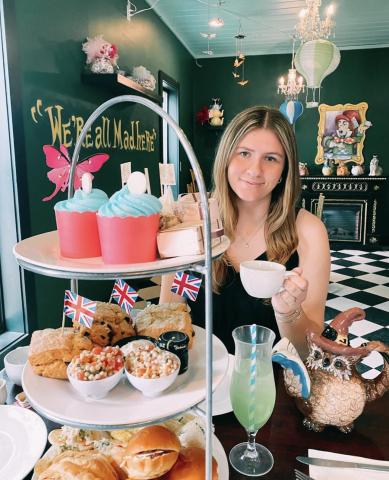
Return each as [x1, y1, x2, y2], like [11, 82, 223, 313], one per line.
[351, 164, 364, 176]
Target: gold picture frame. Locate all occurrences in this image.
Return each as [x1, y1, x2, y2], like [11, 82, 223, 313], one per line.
[315, 102, 370, 165]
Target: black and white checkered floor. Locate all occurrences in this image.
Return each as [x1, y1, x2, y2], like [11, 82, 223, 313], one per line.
[327, 250, 389, 379]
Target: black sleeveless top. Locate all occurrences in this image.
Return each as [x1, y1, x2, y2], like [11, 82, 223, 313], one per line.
[188, 250, 299, 353]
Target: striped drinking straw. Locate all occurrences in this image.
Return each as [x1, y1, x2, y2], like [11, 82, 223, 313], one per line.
[248, 324, 257, 431]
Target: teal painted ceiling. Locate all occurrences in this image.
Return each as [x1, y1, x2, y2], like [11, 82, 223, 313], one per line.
[144, 0, 389, 58]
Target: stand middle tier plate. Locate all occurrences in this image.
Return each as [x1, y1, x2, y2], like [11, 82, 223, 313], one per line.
[22, 326, 229, 429]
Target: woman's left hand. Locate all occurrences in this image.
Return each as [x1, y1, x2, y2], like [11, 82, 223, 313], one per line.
[271, 267, 308, 315]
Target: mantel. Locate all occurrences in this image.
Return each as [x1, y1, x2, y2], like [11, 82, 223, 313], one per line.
[301, 176, 387, 181]
[300, 176, 388, 194]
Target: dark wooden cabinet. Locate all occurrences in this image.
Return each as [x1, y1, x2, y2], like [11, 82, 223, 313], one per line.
[300, 176, 388, 249]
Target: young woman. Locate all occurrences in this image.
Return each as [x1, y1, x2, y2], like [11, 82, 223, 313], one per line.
[160, 106, 330, 356]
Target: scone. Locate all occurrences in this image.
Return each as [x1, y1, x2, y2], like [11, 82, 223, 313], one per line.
[135, 303, 194, 348]
[73, 301, 136, 347]
[36, 450, 120, 480]
[29, 328, 93, 379]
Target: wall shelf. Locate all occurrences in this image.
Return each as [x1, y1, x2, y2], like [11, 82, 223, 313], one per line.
[81, 72, 163, 104]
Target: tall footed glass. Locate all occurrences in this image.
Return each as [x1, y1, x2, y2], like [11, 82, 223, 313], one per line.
[229, 325, 276, 476]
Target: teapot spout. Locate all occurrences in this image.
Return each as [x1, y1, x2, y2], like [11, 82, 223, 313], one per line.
[272, 337, 310, 400]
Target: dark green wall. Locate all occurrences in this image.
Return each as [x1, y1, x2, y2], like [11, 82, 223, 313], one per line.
[192, 48, 389, 188]
[4, 0, 389, 333]
[4, 0, 195, 331]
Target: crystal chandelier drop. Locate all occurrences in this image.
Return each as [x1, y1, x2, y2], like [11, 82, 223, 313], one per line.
[296, 0, 335, 43]
[277, 39, 305, 100]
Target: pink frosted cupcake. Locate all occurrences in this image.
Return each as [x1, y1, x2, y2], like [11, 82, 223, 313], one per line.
[55, 174, 108, 258]
[97, 172, 162, 264]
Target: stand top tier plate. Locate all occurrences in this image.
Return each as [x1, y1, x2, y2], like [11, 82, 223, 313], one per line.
[13, 231, 230, 280]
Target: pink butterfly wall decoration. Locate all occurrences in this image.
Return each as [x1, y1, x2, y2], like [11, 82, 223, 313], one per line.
[42, 145, 109, 201]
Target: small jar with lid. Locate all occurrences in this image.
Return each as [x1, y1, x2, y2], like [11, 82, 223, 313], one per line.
[157, 331, 189, 375]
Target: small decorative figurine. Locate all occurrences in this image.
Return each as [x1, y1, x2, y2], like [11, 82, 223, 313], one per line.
[129, 66, 156, 91]
[299, 162, 309, 176]
[82, 35, 119, 74]
[273, 307, 389, 433]
[369, 155, 383, 176]
[351, 164, 364, 176]
[321, 159, 333, 176]
[208, 98, 224, 127]
[336, 160, 350, 176]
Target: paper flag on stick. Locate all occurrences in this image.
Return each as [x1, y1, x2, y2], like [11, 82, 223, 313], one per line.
[171, 271, 202, 301]
[111, 279, 138, 314]
[120, 162, 132, 186]
[64, 290, 96, 328]
[159, 163, 176, 186]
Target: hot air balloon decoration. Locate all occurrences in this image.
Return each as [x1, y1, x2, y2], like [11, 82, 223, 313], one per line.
[295, 39, 340, 108]
[279, 100, 304, 126]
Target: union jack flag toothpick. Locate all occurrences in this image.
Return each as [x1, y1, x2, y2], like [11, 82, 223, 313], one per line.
[171, 271, 202, 301]
[64, 290, 96, 328]
[111, 279, 138, 314]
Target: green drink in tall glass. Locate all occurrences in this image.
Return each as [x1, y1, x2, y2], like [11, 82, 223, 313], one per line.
[230, 359, 276, 432]
[229, 325, 276, 477]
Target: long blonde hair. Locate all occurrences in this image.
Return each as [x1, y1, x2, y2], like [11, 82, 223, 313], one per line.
[212, 106, 301, 292]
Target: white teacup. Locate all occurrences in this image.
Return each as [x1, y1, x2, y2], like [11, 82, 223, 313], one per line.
[4, 346, 29, 386]
[240, 260, 295, 298]
[0, 379, 7, 404]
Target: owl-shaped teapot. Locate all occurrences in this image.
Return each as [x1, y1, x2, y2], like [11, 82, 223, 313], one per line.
[272, 307, 389, 433]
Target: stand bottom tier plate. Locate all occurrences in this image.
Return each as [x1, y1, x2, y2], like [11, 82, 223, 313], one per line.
[22, 326, 228, 429]
[31, 434, 229, 480]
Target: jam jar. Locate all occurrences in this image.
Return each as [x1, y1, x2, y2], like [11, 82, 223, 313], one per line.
[157, 331, 189, 374]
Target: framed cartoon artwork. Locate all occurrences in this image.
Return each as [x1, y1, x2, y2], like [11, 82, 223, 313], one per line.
[315, 102, 371, 165]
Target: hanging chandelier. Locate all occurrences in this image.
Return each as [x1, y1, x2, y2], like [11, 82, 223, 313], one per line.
[296, 0, 335, 43]
[278, 39, 305, 100]
[278, 69, 305, 100]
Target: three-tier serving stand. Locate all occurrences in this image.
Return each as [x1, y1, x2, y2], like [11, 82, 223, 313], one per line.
[13, 95, 230, 479]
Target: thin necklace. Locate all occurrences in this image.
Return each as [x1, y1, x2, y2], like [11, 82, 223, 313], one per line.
[236, 221, 265, 248]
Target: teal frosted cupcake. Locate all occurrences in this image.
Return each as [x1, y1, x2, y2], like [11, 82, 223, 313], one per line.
[55, 175, 108, 258]
[97, 172, 162, 264]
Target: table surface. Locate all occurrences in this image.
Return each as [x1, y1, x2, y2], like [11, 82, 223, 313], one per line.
[214, 367, 389, 479]
[2, 366, 389, 480]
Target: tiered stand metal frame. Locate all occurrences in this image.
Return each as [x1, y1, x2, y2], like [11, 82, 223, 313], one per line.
[15, 95, 219, 480]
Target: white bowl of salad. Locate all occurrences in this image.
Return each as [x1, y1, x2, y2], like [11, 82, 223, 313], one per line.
[67, 346, 124, 400]
[124, 342, 180, 397]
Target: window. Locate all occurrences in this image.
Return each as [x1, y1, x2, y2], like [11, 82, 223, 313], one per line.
[0, 0, 28, 359]
[159, 72, 180, 198]
[0, 268, 4, 334]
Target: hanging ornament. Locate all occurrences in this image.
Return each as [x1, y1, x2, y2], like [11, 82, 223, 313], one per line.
[233, 22, 248, 86]
[294, 39, 340, 108]
[237, 60, 248, 86]
[279, 100, 304, 125]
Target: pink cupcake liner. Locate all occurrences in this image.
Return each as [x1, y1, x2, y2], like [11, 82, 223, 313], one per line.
[55, 210, 101, 258]
[97, 213, 160, 264]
